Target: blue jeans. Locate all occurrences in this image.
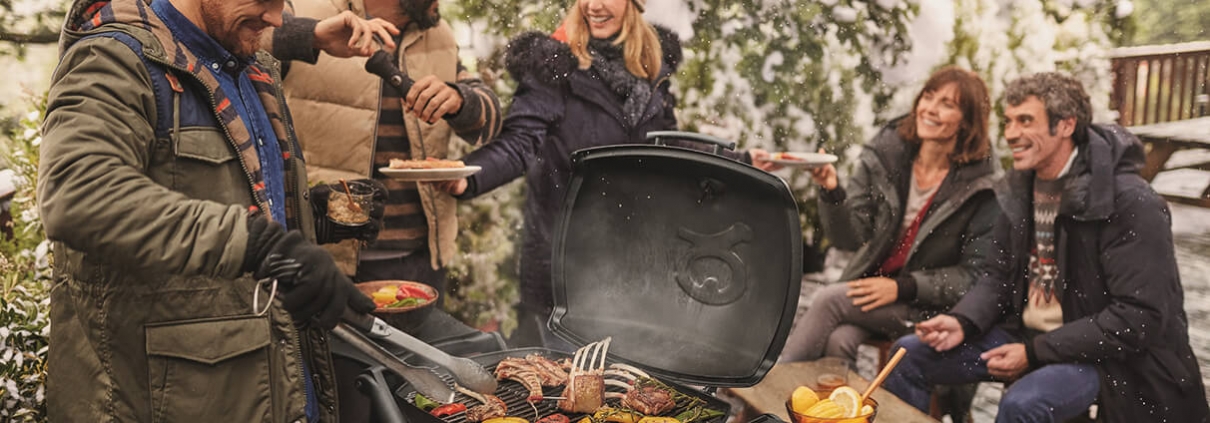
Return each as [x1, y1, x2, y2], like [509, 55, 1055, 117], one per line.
[884, 327, 1100, 423]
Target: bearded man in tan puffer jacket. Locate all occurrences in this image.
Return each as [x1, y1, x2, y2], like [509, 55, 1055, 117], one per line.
[268, 0, 502, 298]
[266, 1, 502, 421]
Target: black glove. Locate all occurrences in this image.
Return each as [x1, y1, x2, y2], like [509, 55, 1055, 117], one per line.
[311, 179, 388, 245]
[244, 216, 376, 329]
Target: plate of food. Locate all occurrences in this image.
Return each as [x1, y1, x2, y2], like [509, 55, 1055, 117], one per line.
[379, 158, 481, 181]
[767, 152, 839, 169]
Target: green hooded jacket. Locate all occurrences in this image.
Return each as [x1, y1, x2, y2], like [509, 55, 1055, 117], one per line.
[37, 0, 335, 421]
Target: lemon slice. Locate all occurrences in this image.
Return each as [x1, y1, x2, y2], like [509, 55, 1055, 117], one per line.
[803, 399, 846, 418]
[790, 385, 820, 414]
[860, 404, 874, 416]
[828, 386, 862, 418]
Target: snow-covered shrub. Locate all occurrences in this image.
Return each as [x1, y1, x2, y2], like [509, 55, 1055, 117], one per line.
[440, 0, 1126, 331]
[0, 100, 51, 422]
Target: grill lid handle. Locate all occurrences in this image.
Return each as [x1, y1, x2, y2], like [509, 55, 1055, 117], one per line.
[646, 131, 737, 155]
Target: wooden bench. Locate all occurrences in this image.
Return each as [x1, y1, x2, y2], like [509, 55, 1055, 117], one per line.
[1128, 116, 1210, 207]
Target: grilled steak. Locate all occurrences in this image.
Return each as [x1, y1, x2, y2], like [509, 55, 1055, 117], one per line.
[465, 395, 508, 422]
[621, 385, 675, 415]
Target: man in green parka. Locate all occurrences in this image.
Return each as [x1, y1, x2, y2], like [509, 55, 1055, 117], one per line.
[37, 0, 398, 421]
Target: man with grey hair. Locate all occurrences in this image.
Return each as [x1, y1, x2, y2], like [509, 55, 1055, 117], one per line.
[882, 72, 1208, 422]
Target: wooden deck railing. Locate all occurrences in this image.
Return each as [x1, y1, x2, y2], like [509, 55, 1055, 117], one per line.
[1110, 41, 1210, 126]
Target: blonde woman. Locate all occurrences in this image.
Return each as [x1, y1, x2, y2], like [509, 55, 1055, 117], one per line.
[434, 0, 766, 348]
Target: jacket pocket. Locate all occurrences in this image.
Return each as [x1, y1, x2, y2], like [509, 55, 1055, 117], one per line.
[146, 316, 273, 423]
[1153, 348, 1199, 392]
[156, 127, 255, 206]
[176, 127, 238, 163]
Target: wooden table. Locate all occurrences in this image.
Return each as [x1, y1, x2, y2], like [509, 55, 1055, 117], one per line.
[1127, 116, 1210, 207]
[723, 361, 938, 423]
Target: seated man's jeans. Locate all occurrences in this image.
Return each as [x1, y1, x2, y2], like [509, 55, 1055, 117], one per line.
[885, 327, 1100, 423]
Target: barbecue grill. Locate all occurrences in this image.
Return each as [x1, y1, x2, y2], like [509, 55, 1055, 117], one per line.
[340, 132, 803, 423]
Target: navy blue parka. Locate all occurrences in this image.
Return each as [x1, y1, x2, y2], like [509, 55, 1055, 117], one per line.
[460, 27, 687, 312]
[950, 125, 1208, 422]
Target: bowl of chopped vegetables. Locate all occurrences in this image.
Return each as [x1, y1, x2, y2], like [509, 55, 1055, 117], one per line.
[357, 280, 439, 332]
[358, 280, 438, 314]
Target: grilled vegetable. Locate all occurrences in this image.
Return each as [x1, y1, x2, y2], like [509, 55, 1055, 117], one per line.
[482, 417, 529, 423]
[637, 418, 679, 423]
[536, 414, 571, 423]
[593, 407, 642, 423]
[673, 407, 724, 423]
[413, 393, 440, 412]
[431, 403, 468, 417]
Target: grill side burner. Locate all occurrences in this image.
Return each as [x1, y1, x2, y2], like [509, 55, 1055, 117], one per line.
[392, 348, 729, 423]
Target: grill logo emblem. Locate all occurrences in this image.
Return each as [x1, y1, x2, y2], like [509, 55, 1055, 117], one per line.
[675, 223, 753, 305]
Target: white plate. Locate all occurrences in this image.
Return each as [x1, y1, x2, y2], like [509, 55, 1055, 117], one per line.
[767, 152, 838, 169]
[378, 165, 482, 182]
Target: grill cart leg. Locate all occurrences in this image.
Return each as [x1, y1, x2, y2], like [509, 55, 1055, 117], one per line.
[357, 367, 408, 423]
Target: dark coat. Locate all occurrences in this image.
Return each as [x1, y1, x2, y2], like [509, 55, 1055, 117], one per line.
[821, 119, 1000, 320]
[951, 125, 1209, 423]
[461, 27, 687, 312]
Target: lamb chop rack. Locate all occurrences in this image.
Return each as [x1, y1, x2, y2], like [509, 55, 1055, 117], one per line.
[557, 337, 611, 414]
[494, 354, 569, 402]
[456, 384, 508, 422]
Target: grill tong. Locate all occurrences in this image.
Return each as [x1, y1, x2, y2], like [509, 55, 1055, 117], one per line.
[341, 309, 499, 395]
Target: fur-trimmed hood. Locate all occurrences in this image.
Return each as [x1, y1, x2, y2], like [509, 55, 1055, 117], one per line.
[504, 24, 682, 85]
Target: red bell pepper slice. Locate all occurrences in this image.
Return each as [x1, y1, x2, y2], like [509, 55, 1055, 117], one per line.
[396, 284, 435, 301]
[430, 403, 467, 418]
[537, 413, 570, 423]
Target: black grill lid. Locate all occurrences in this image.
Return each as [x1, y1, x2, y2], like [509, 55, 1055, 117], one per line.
[549, 132, 802, 388]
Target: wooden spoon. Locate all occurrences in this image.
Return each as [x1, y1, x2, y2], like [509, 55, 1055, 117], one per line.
[860, 347, 906, 404]
[339, 179, 363, 214]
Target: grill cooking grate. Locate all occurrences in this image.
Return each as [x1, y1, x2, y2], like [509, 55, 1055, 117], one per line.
[393, 349, 729, 423]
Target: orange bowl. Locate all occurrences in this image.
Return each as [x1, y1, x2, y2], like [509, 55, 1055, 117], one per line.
[785, 397, 878, 423]
[357, 280, 439, 332]
[356, 280, 438, 314]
